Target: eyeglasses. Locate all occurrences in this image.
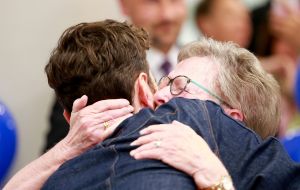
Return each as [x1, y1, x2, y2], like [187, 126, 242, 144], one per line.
[158, 75, 232, 108]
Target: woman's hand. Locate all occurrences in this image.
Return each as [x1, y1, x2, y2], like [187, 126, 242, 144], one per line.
[3, 96, 134, 190]
[60, 95, 133, 160]
[130, 120, 230, 189]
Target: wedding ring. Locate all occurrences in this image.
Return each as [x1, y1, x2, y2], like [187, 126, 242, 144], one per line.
[154, 141, 161, 148]
[103, 121, 110, 130]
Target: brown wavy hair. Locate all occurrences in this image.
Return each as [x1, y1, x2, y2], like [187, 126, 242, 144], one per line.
[45, 20, 150, 112]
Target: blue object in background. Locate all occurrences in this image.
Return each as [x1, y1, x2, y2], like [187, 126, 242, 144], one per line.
[0, 100, 17, 185]
[281, 132, 300, 162]
[295, 64, 300, 111]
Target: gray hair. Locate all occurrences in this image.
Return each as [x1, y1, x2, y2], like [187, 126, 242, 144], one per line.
[178, 38, 280, 139]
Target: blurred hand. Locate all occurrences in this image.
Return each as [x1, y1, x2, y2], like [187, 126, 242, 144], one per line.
[130, 120, 229, 189]
[60, 95, 133, 159]
[270, 2, 300, 51]
[260, 55, 296, 98]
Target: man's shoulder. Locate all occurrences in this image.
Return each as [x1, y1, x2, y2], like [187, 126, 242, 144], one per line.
[159, 98, 262, 143]
[156, 97, 204, 112]
[103, 98, 208, 144]
[156, 97, 224, 118]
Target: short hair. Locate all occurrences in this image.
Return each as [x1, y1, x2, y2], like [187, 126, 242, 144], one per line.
[195, 0, 240, 20]
[45, 20, 150, 113]
[195, 0, 214, 20]
[178, 38, 280, 139]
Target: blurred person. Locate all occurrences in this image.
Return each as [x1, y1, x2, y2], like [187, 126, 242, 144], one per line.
[195, 0, 299, 137]
[270, 0, 300, 99]
[195, 0, 252, 48]
[40, 20, 298, 189]
[250, 0, 299, 137]
[119, 0, 187, 80]
[249, 0, 298, 58]
[270, 0, 300, 52]
[270, 0, 300, 162]
[250, 0, 299, 85]
[193, 0, 296, 106]
[42, 0, 188, 154]
[194, 0, 295, 137]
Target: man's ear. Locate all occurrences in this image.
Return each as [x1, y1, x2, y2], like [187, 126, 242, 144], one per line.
[136, 72, 155, 110]
[224, 108, 244, 122]
[63, 110, 71, 124]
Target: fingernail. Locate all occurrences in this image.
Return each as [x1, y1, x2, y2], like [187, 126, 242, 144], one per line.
[129, 107, 134, 112]
[139, 130, 146, 135]
[130, 150, 136, 156]
[130, 141, 137, 146]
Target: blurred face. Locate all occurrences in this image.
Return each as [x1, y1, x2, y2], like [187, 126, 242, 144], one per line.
[154, 56, 219, 106]
[272, 39, 298, 60]
[201, 0, 252, 48]
[120, 0, 187, 52]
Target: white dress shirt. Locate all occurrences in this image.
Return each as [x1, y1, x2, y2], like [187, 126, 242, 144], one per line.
[146, 46, 179, 82]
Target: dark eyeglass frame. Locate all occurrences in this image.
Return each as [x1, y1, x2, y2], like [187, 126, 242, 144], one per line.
[158, 75, 233, 108]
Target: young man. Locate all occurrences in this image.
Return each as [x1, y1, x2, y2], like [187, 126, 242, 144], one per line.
[42, 20, 299, 189]
[44, 0, 187, 154]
